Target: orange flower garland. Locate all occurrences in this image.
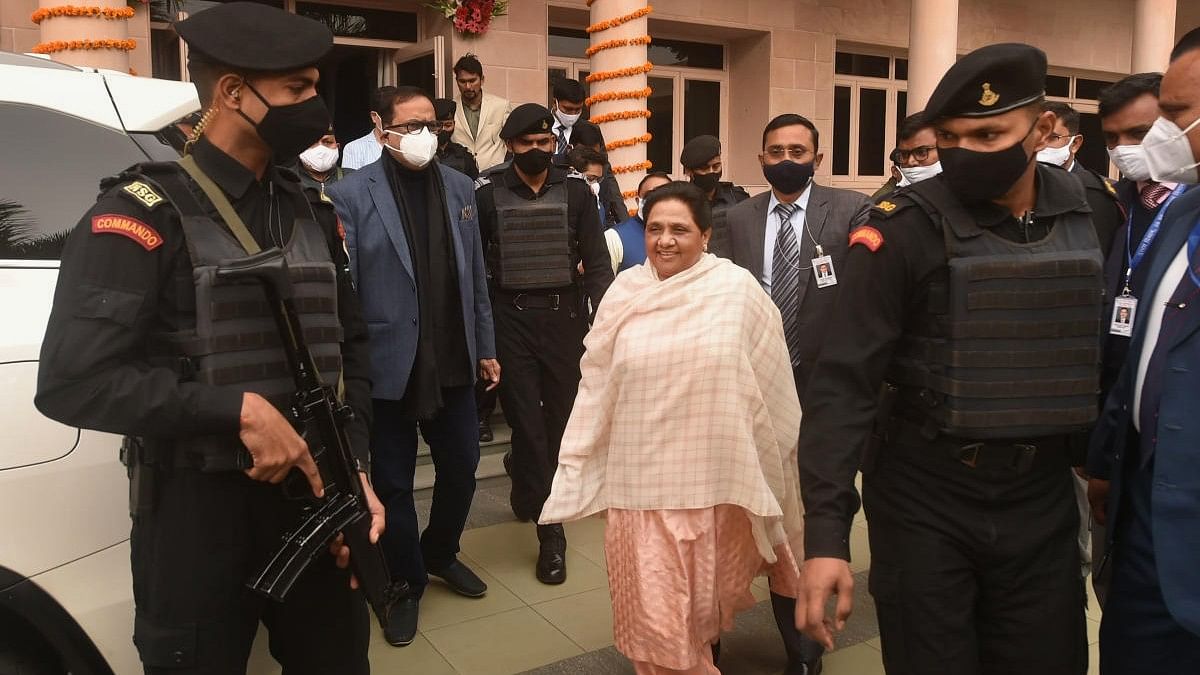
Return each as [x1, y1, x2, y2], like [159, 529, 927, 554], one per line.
[586, 87, 652, 107]
[32, 39, 136, 54]
[622, 189, 639, 199]
[586, 35, 652, 57]
[606, 133, 653, 151]
[590, 109, 652, 124]
[31, 5, 136, 23]
[586, 6, 652, 33]
[612, 161, 654, 175]
[586, 62, 654, 83]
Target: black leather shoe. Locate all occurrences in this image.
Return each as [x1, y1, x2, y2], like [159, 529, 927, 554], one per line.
[384, 596, 419, 647]
[536, 524, 567, 585]
[479, 419, 494, 443]
[428, 560, 487, 598]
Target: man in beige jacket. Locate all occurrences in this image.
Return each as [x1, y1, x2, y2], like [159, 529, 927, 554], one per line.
[452, 53, 513, 173]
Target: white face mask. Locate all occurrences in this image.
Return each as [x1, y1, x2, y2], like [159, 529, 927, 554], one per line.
[382, 127, 438, 169]
[1036, 136, 1077, 167]
[299, 144, 340, 173]
[1143, 115, 1200, 184]
[897, 161, 943, 187]
[589, 180, 601, 197]
[636, 197, 646, 222]
[554, 104, 581, 129]
[1107, 144, 1152, 182]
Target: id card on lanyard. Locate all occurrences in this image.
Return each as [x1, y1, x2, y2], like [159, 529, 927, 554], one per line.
[1111, 184, 1187, 336]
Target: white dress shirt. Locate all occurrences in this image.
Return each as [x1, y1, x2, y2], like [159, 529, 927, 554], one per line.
[761, 185, 813, 292]
[552, 119, 574, 150]
[1133, 241, 1190, 431]
[341, 131, 382, 171]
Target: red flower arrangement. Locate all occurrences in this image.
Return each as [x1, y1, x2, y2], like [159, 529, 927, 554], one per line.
[426, 0, 507, 36]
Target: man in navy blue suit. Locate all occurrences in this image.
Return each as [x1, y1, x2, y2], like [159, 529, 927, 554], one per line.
[328, 85, 499, 649]
[1088, 28, 1200, 674]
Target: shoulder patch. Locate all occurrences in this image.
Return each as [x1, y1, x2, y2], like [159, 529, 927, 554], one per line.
[121, 181, 165, 210]
[870, 194, 916, 219]
[849, 225, 885, 252]
[876, 200, 898, 213]
[91, 214, 164, 251]
[1104, 179, 1117, 196]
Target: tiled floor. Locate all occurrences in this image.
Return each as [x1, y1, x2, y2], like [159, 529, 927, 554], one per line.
[247, 478, 1106, 675]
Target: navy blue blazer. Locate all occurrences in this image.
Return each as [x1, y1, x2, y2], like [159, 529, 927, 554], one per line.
[327, 158, 495, 401]
[1087, 186, 1200, 636]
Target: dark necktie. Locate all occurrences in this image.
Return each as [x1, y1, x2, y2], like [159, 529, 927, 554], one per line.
[1138, 259, 1200, 467]
[1140, 182, 1172, 211]
[772, 202, 802, 366]
[556, 126, 569, 156]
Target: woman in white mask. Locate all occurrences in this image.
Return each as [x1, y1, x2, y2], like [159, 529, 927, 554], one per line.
[297, 128, 345, 200]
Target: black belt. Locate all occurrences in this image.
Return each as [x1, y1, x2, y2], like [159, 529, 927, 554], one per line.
[885, 416, 1066, 474]
[495, 289, 576, 311]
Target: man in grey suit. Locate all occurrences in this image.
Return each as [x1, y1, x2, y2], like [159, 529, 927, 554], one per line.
[727, 112, 870, 675]
[327, 85, 499, 649]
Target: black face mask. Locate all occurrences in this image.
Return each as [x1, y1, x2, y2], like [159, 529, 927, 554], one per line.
[938, 124, 1036, 202]
[513, 148, 553, 175]
[437, 129, 453, 147]
[238, 81, 330, 159]
[762, 160, 814, 194]
[691, 172, 721, 193]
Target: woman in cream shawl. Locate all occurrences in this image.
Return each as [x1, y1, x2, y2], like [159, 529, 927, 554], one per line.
[540, 181, 804, 674]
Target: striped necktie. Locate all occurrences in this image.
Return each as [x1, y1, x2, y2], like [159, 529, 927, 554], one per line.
[772, 201, 802, 366]
[1140, 182, 1172, 211]
[556, 126, 569, 156]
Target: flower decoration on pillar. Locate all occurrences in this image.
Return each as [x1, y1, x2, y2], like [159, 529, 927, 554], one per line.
[586, 2, 654, 178]
[32, 38, 137, 54]
[425, 0, 508, 36]
[31, 4, 139, 56]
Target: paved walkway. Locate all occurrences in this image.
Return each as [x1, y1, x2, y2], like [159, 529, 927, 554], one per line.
[247, 476, 1104, 674]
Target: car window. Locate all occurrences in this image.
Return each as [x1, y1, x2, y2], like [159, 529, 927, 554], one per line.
[0, 103, 149, 261]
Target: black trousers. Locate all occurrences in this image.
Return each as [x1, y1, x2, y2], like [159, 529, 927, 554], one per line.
[371, 390, 479, 597]
[862, 443, 1087, 675]
[130, 468, 369, 675]
[476, 378, 499, 423]
[1099, 435, 1200, 674]
[493, 297, 587, 521]
[769, 365, 826, 673]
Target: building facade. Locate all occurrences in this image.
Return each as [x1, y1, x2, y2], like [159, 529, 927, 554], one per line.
[4, 0, 1198, 194]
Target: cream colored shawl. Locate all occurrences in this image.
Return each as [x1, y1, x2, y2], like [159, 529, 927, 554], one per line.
[539, 253, 804, 561]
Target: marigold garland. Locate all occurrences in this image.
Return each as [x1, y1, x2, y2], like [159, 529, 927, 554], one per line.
[622, 189, 639, 199]
[606, 133, 653, 151]
[586, 6, 652, 33]
[32, 38, 136, 54]
[585, 87, 652, 107]
[586, 35, 652, 57]
[612, 161, 654, 175]
[31, 5, 135, 23]
[590, 109, 652, 125]
[586, 62, 653, 83]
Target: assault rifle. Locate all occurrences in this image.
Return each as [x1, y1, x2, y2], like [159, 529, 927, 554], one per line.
[217, 249, 407, 629]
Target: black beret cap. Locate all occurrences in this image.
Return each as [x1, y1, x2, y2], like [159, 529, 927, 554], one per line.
[433, 98, 457, 120]
[925, 43, 1047, 120]
[175, 2, 332, 72]
[680, 135, 721, 170]
[500, 103, 554, 140]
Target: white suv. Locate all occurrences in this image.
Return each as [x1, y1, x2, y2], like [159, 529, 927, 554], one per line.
[0, 52, 197, 674]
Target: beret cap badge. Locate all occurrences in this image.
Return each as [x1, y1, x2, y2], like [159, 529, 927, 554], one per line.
[979, 83, 999, 107]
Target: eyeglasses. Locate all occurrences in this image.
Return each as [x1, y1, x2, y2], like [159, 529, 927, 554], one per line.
[764, 146, 811, 161]
[1046, 133, 1078, 147]
[889, 145, 936, 163]
[383, 121, 441, 135]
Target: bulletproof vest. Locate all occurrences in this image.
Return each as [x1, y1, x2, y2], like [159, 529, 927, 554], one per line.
[494, 180, 573, 290]
[708, 204, 733, 259]
[889, 178, 1104, 439]
[137, 162, 343, 411]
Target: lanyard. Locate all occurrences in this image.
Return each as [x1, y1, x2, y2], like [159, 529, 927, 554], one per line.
[1124, 184, 1187, 293]
[1187, 217, 1200, 289]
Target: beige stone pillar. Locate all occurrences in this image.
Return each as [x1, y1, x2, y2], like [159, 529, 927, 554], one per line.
[1132, 0, 1177, 73]
[36, 0, 134, 72]
[588, 0, 651, 209]
[906, 0, 958, 114]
